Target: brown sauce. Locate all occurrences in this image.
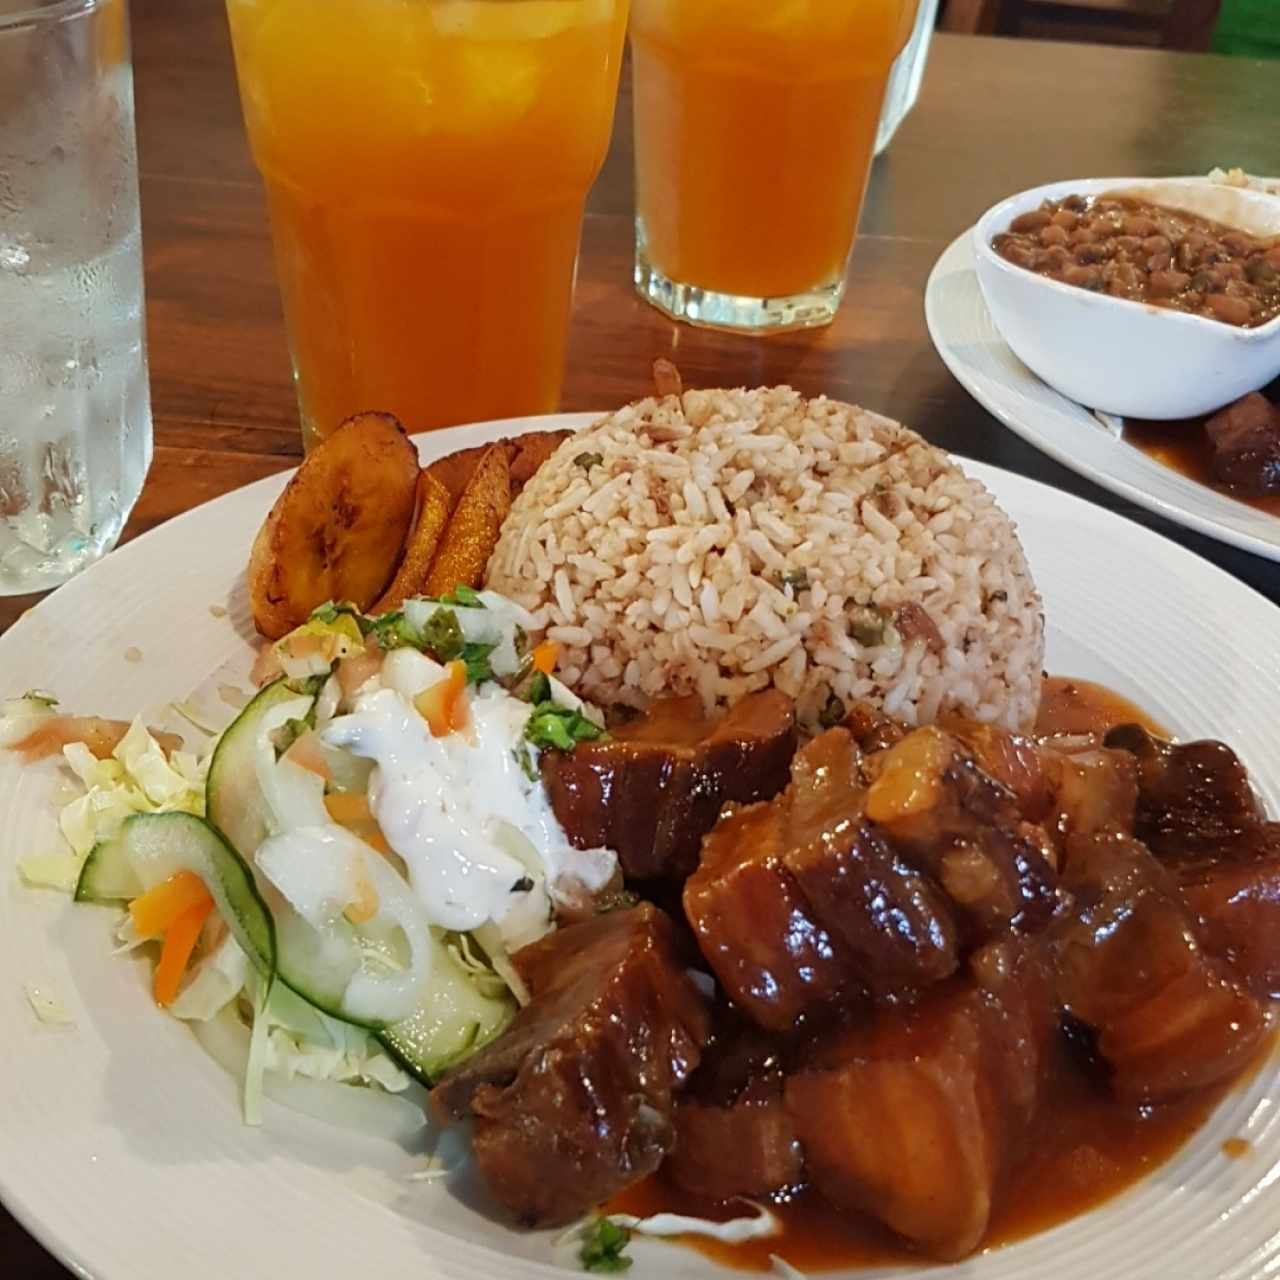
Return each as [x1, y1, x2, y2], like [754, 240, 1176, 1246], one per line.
[609, 1034, 1272, 1274]
[605, 675, 1265, 1273]
[1035, 674, 1167, 738]
[1123, 415, 1280, 518]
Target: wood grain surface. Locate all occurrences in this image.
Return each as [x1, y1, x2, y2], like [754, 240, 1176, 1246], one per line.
[3, 0, 1279, 1271]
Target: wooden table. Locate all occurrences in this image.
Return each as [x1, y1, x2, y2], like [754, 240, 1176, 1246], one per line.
[3, 1, 1279, 1271]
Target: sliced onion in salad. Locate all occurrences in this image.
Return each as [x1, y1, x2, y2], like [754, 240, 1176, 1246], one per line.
[256, 823, 434, 1026]
[192, 1003, 426, 1144]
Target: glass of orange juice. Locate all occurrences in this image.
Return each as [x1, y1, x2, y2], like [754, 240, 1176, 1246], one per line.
[224, 0, 629, 448]
[631, 0, 911, 333]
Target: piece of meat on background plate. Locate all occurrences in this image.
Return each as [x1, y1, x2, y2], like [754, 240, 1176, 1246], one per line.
[1205, 391, 1280, 494]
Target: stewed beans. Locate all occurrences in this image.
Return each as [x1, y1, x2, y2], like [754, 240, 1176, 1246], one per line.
[993, 194, 1280, 328]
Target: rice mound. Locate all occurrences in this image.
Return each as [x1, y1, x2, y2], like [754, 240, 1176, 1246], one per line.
[486, 386, 1044, 731]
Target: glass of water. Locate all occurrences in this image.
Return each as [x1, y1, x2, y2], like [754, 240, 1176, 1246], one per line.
[0, 0, 152, 594]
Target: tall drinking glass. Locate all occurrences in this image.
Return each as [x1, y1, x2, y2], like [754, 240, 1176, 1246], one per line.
[224, 0, 630, 450]
[876, 0, 939, 155]
[0, 0, 152, 593]
[631, 0, 910, 333]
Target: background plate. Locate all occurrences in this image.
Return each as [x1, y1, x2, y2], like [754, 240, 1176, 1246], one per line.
[925, 231, 1280, 563]
[2, 413, 1280, 1280]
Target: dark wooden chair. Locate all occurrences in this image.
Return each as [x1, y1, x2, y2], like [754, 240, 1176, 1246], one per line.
[940, 0, 1221, 49]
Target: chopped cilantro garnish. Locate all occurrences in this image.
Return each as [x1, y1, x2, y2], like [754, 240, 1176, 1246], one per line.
[574, 451, 604, 473]
[420, 607, 464, 662]
[462, 641, 496, 685]
[524, 671, 551, 705]
[524, 701, 605, 752]
[367, 610, 421, 651]
[440, 584, 484, 608]
[309, 600, 371, 633]
[579, 1219, 632, 1273]
[778, 568, 810, 593]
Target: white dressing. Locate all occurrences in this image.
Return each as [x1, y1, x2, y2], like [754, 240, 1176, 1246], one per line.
[322, 674, 617, 943]
[604, 1203, 781, 1244]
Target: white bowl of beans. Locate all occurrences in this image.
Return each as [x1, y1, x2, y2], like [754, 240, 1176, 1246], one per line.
[973, 176, 1280, 420]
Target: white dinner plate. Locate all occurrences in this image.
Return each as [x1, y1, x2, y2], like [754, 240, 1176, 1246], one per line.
[925, 231, 1280, 563]
[3, 413, 1280, 1280]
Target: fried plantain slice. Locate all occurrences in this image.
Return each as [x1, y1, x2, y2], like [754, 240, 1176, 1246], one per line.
[508, 429, 571, 493]
[370, 470, 453, 616]
[422, 443, 512, 598]
[248, 411, 419, 639]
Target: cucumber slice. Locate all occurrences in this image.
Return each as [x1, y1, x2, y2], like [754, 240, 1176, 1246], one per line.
[75, 811, 275, 978]
[378, 932, 515, 1085]
[206, 678, 306, 861]
[207, 679, 365, 1020]
[206, 679, 421, 1030]
[207, 679, 513, 1062]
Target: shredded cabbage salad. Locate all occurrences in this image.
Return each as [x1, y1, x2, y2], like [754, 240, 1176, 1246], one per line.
[4, 590, 613, 1132]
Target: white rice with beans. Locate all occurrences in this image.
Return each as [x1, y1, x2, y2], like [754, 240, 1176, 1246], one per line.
[486, 386, 1044, 731]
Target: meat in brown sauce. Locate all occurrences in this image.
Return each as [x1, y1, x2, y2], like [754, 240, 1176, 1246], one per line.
[431, 903, 710, 1227]
[541, 690, 796, 881]
[1177, 825, 1280, 998]
[864, 727, 1061, 941]
[438, 681, 1280, 1262]
[784, 941, 1052, 1260]
[665, 1021, 803, 1202]
[783, 730, 961, 1001]
[1105, 723, 1263, 858]
[1049, 831, 1269, 1102]
[687, 726, 1063, 1031]
[942, 718, 1139, 850]
[685, 771, 856, 1032]
[841, 699, 907, 754]
[1205, 392, 1280, 494]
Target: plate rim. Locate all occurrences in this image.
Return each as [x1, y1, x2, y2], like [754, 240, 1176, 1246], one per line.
[924, 230, 1280, 564]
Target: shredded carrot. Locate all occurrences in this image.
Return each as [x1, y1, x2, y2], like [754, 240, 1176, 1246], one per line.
[324, 792, 372, 824]
[414, 660, 468, 737]
[285, 732, 332, 781]
[11, 715, 183, 763]
[325, 792, 396, 859]
[344, 865, 379, 925]
[129, 871, 214, 941]
[153, 897, 214, 1006]
[531, 640, 559, 676]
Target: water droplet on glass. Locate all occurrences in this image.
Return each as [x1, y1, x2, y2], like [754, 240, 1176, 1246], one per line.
[0, 242, 31, 271]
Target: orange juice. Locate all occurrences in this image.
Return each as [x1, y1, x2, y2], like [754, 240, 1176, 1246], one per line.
[224, 0, 629, 446]
[631, 0, 906, 329]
